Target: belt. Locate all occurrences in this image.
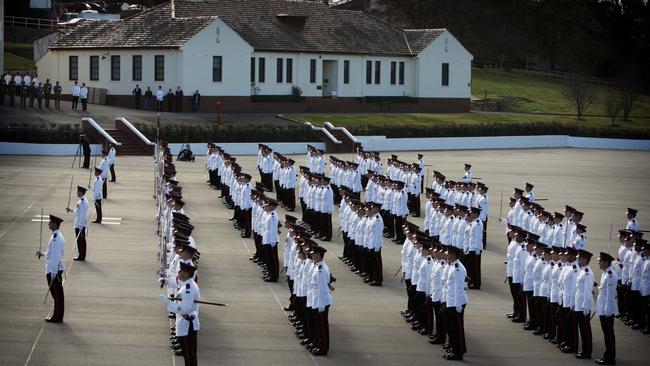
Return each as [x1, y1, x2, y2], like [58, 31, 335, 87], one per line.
[181, 314, 195, 321]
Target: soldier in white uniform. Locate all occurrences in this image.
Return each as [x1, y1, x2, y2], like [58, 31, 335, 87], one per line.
[71, 80, 80, 110]
[66, 186, 89, 261]
[307, 245, 333, 356]
[36, 215, 66, 322]
[261, 199, 280, 282]
[573, 249, 594, 359]
[99, 150, 110, 199]
[461, 163, 472, 184]
[163, 262, 200, 366]
[108, 144, 117, 182]
[560, 247, 579, 354]
[444, 245, 467, 360]
[91, 167, 104, 223]
[640, 243, 650, 334]
[626, 208, 639, 231]
[595, 252, 617, 365]
[524, 182, 536, 203]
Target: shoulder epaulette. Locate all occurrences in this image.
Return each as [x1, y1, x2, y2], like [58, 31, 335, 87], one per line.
[585, 268, 589, 273]
[53, 233, 57, 238]
[607, 270, 612, 275]
[572, 264, 577, 269]
[185, 283, 190, 289]
[455, 263, 459, 268]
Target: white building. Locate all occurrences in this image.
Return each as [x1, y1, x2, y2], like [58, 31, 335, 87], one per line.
[37, 0, 473, 112]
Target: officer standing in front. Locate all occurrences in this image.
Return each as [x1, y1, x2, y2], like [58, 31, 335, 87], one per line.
[43, 78, 52, 109]
[36, 215, 66, 323]
[574, 249, 594, 359]
[595, 252, 617, 365]
[81, 134, 91, 169]
[53, 81, 62, 109]
[444, 246, 468, 360]
[67, 186, 89, 261]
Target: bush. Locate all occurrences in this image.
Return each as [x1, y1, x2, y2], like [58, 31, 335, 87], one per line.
[133, 123, 319, 143]
[0, 123, 83, 143]
[342, 122, 650, 139]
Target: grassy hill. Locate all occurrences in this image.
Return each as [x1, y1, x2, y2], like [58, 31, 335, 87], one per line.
[472, 68, 650, 117]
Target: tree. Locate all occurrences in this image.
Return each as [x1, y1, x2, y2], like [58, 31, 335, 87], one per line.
[618, 66, 640, 121]
[605, 100, 621, 126]
[565, 77, 597, 120]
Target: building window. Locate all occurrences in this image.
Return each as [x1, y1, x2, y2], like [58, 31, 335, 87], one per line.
[213, 56, 222, 82]
[69, 56, 78, 81]
[111, 55, 120, 81]
[132, 55, 142, 81]
[365, 60, 372, 84]
[309, 59, 316, 83]
[343, 60, 350, 84]
[399, 62, 405, 85]
[258, 57, 265, 83]
[276, 58, 283, 83]
[286, 58, 293, 83]
[441, 63, 449, 86]
[250, 57, 255, 83]
[374, 61, 381, 84]
[154, 55, 165, 81]
[390, 61, 396, 85]
[89, 56, 98, 81]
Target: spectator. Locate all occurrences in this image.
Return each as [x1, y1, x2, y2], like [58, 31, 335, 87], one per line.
[80, 83, 89, 111]
[175, 86, 184, 112]
[155, 86, 164, 111]
[53, 81, 62, 109]
[132, 84, 142, 109]
[192, 89, 200, 112]
[166, 88, 174, 112]
[144, 87, 153, 110]
[71, 80, 80, 110]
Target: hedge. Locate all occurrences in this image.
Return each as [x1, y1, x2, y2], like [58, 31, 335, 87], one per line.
[0, 123, 84, 143]
[133, 123, 320, 143]
[343, 122, 650, 140]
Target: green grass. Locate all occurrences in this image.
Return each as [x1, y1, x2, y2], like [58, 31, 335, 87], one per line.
[472, 68, 650, 117]
[4, 52, 35, 71]
[287, 112, 648, 128]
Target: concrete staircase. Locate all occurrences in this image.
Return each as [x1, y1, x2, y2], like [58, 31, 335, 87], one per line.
[82, 117, 154, 156]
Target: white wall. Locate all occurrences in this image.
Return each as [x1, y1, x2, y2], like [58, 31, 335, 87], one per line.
[416, 30, 472, 98]
[181, 18, 253, 96]
[37, 48, 183, 95]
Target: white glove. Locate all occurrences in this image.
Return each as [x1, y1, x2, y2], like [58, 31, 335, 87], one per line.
[318, 307, 325, 313]
[35, 251, 44, 259]
[159, 295, 176, 313]
[157, 278, 166, 286]
[456, 306, 462, 313]
[583, 310, 589, 316]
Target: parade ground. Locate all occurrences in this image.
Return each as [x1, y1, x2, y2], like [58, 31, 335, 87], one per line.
[0, 148, 649, 366]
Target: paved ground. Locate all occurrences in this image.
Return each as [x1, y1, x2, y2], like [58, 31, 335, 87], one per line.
[0, 148, 649, 366]
[0, 101, 294, 128]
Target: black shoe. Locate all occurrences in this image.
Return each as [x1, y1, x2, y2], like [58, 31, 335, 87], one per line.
[44, 317, 62, 323]
[561, 346, 575, 353]
[575, 353, 591, 359]
[73, 257, 85, 261]
[594, 359, 615, 365]
[369, 281, 382, 286]
[443, 353, 463, 361]
[418, 328, 430, 336]
[429, 337, 443, 345]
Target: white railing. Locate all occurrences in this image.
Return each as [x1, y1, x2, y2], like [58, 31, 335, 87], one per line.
[324, 122, 359, 143]
[82, 117, 122, 146]
[115, 117, 155, 146]
[304, 122, 342, 144]
[5, 16, 58, 30]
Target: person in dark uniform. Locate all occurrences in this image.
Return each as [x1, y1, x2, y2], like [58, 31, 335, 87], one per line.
[81, 134, 91, 169]
[28, 81, 36, 107]
[192, 90, 200, 112]
[144, 86, 153, 110]
[166, 88, 174, 112]
[175, 86, 184, 112]
[36, 215, 66, 323]
[36, 82, 43, 109]
[43, 79, 52, 109]
[0, 77, 6, 105]
[20, 81, 28, 108]
[132, 84, 142, 109]
[8, 79, 15, 106]
[53, 81, 62, 109]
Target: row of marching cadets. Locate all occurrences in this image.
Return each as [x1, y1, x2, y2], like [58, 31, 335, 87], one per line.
[215, 145, 336, 356]
[399, 223, 469, 361]
[297, 166, 334, 241]
[306, 144, 327, 175]
[282, 215, 335, 356]
[338, 189, 384, 286]
[155, 141, 201, 366]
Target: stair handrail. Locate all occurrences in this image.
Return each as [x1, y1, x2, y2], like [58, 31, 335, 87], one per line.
[324, 122, 359, 143]
[82, 117, 122, 146]
[115, 117, 155, 146]
[304, 122, 342, 144]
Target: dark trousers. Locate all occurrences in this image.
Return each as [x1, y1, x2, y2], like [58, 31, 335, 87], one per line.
[81, 97, 87, 111]
[525, 291, 535, 326]
[82, 152, 90, 169]
[134, 96, 141, 109]
[261, 172, 273, 192]
[285, 188, 295, 211]
[320, 212, 332, 241]
[413, 291, 426, 324]
[264, 244, 279, 281]
[241, 208, 251, 237]
[465, 251, 481, 289]
[599, 316, 615, 362]
[512, 283, 526, 321]
[46, 271, 65, 321]
[563, 307, 578, 351]
[94, 199, 102, 223]
[424, 298, 434, 334]
[616, 283, 625, 317]
[547, 302, 559, 339]
[393, 215, 406, 242]
[482, 219, 487, 249]
[102, 178, 108, 199]
[445, 306, 467, 355]
[75, 227, 87, 260]
[575, 311, 592, 355]
[180, 321, 198, 366]
[433, 301, 446, 340]
[371, 249, 383, 284]
[314, 305, 330, 353]
[109, 164, 116, 182]
[72, 96, 78, 109]
[507, 277, 517, 315]
[208, 169, 217, 186]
